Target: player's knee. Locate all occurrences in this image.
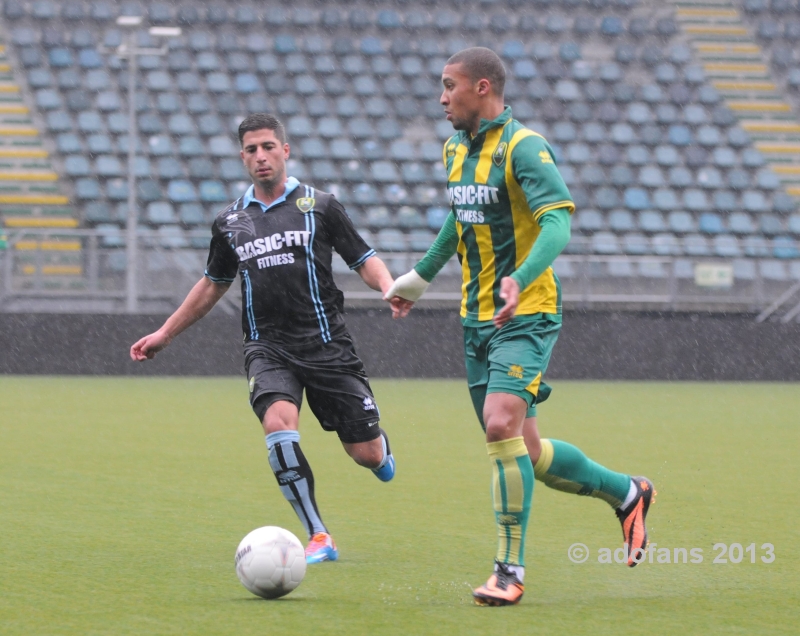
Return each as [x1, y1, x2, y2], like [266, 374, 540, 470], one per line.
[262, 401, 299, 434]
[484, 409, 521, 442]
[344, 439, 383, 469]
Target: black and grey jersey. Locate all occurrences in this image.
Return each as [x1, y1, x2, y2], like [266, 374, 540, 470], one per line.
[205, 181, 375, 345]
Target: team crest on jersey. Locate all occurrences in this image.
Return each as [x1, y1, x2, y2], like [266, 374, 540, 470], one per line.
[296, 197, 315, 213]
[492, 142, 508, 167]
[446, 143, 457, 158]
[226, 213, 239, 223]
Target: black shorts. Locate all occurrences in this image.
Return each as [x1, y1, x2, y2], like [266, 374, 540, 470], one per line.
[244, 334, 381, 444]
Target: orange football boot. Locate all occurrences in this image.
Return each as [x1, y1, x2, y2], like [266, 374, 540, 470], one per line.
[472, 562, 524, 606]
[615, 476, 657, 567]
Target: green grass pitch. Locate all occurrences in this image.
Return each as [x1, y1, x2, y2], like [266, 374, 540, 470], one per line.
[1, 377, 798, 635]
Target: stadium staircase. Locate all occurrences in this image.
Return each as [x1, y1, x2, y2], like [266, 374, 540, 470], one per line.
[676, 0, 800, 205]
[0, 21, 81, 292]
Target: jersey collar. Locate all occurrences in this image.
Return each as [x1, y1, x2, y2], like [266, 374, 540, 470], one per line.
[474, 106, 512, 137]
[242, 176, 300, 212]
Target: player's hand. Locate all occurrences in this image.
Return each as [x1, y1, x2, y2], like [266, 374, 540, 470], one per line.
[130, 329, 171, 361]
[389, 296, 415, 319]
[494, 277, 520, 329]
[383, 270, 430, 304]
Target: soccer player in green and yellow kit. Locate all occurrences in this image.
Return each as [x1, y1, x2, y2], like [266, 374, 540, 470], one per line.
[385, 48, 656, 606]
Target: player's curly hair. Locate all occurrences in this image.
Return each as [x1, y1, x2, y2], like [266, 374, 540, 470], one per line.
[446, 47, 506, 96]
[238, 113, 287, 146]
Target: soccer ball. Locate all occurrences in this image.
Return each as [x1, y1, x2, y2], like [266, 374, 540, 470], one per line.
[235, 526, 307, 599]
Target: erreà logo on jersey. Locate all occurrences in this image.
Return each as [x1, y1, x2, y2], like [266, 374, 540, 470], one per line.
[492, 142, 508, 167]
[296, 197, 315, 213]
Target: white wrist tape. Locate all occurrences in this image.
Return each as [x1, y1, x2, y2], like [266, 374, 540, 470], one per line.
[383, 269, 430, 302]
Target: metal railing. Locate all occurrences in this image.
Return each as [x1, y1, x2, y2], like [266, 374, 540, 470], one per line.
[0, 228, 798, 317]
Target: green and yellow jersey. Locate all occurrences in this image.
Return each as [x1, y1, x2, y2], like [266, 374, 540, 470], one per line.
[442, 106, 574, 324]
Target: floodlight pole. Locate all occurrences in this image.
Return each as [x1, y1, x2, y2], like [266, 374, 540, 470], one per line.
[115, 19, 181, 313]
[124, 26, 139, 313]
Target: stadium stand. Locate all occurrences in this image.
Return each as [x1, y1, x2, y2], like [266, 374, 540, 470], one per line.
[0, 0, 799, 307]
[0, 20, 79, 288]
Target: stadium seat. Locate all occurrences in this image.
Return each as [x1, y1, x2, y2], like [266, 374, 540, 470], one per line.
[760, 214, 785, 236]
[756, 170, 780, 190]
[667, 167, 692, 188]
[639, 210, 666, 233]
[652, 233, 680, 255]
[96, 156, 123, 178]
[575, 209, 604, 232]
[199, 181, 227, 202]
[607, 260, 635, 277]
[733, 259, 757, 280]
[683, 234, 711, 256]
[668, 211, 695, 234]
[743, 191, 768, 213]
[377, 229, 407, 252]
[713, 235, 742, 258]
[729, 213, 756, 235]
[622, 233, 649, 255]
[595, 187, 620, 210]
[579, 166, 604, 186]
[624, 188, 650, 210]
[609, 209, 635, 231]
[566, 143, 591, 164]
[639, 166, 664, 188]
[699, 212, 725, 234]
[788, 215, 800, 236]
[609, 165, 633, 187]
[697, 168, 723, 190]
[592, 231, 620, 254]
[167, 180, 197, 203]
[146, 202, 177, 225]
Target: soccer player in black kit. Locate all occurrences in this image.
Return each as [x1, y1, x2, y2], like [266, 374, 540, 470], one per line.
[131, 114, 397, 564]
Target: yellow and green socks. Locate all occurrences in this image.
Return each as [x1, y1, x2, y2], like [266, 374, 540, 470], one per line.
[533, 439, 631, 509]
[487, 437, 534, 567]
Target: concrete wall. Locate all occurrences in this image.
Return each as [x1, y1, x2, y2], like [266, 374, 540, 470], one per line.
[1, 310, 799, 380]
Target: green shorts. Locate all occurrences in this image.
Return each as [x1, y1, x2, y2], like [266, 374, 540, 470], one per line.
[463, 313, 561, 430]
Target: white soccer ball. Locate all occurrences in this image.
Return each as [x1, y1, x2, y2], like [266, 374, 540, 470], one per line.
[235, 526, 307, 599]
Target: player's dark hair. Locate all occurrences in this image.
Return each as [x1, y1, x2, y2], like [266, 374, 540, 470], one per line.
[238, 113, 287, 146]
[446, 47, 506, 96]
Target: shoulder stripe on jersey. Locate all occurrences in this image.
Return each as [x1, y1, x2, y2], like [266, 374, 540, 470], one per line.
[349, 248, 376, 270]
[241, 269, 259, 341]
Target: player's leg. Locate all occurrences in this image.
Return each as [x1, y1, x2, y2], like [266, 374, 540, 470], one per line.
[246, 344, 336, 564]
[472, 391, 533, 607]
[341, 429, 394, 480]
[522, 408, 656, 567]
[259, 397, 339, 564]
[302, 333, 395, 482]
[465, 324, 533, 607]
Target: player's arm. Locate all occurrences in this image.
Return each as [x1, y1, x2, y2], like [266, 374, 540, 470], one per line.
[130, 277, 231, 360]
[131, 218, 238, 360]
[494, 209, 570, 328]
[354, 255, 394, 296]
[383, 211, 458, 318]
[494, 135, 574, 328]
[326, 196, 402, 313]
